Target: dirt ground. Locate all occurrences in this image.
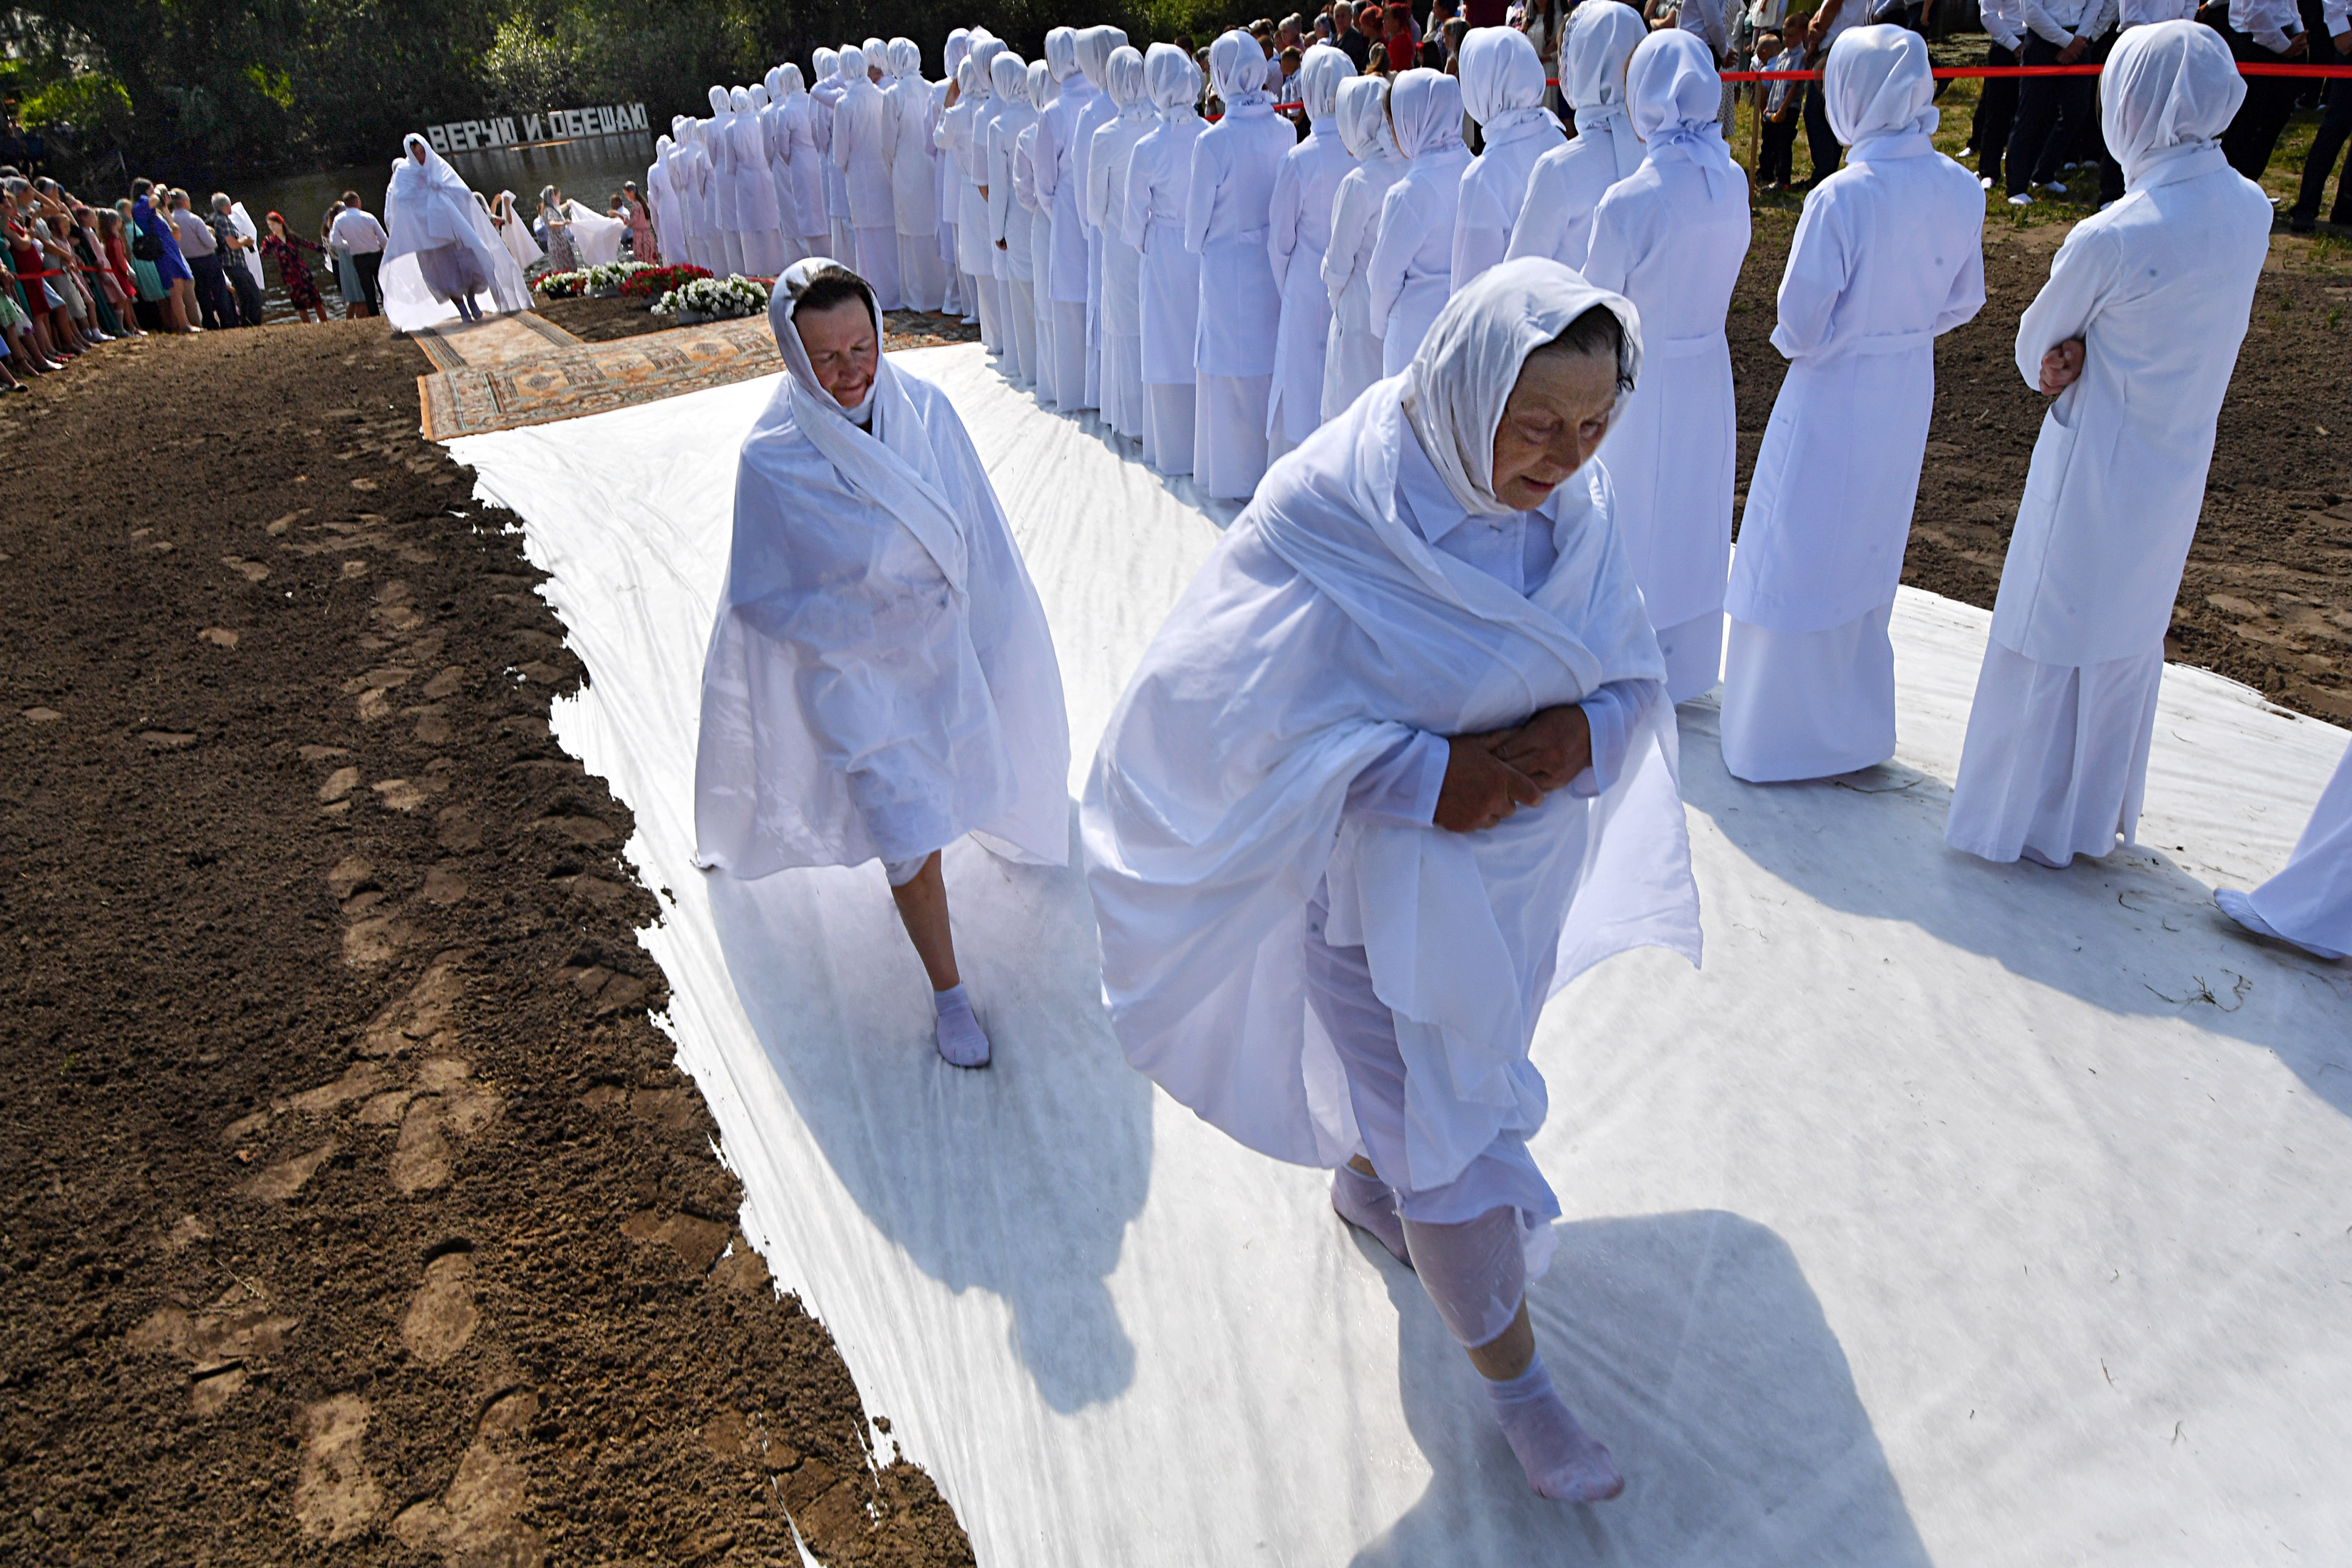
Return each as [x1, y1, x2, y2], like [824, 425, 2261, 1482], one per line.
[1729, 212, 2352, 724]
[537, 293, 982, 351]
[0, 321, 972, 1567]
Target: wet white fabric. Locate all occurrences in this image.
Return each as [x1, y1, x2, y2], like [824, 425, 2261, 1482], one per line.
[692, 264, 1068, 883]
[1089, 45, 1155, 440]
[1368, 70, 1474, 376]
[1322, 76, 1405, 421]
[1266, 44, 1355, 444]
[379, 135, 531, 331]
[1508, 1, 1647, 273]
[1720, 27, 1984, 779]
[1578, 30, 1750, 701]
[1451, 29, 1564, 291]
[453, 338, 2352, 1568]
[2230, 741, 2352, 956]
[1121, 44, 1205, 399]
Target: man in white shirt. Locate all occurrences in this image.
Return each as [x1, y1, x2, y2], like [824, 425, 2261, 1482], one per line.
[1796, 0, 1868, 179]
[167, 188, 232, 330]
[2287, 0, 2352, 229]
[329, 192, 390, 315]
[2220, 0, 2311, 180]
[1969, 0, 2027, 190]
[2001, 0, 2118, 204]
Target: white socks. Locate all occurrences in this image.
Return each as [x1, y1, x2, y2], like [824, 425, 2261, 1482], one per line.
[1484, 1356, 1624, 1505]
[932, 983, 991, 1068]
[1331, 1164, 1411, 1266]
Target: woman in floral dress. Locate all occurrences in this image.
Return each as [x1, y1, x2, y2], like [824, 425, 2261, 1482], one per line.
[540, 185, 579, 272]
[259, 210, 329, 323]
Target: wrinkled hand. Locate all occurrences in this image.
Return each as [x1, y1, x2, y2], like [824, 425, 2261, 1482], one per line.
[1434, 736, 1544, 833]
[2038, 337, 2085, 397]
[1485, 704, 1594, 794]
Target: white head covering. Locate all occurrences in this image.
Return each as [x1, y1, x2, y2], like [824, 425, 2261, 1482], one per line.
[1210, 29, 1273, 111]
[749, 81, 770, 111]
[991, 50, 1029, 105]
[1334, 75, 1399, 162]
[1387, 68, 1465, 160]
[814, 46, 840, 83]
[1458, 26, 1558, 141]
[1296, 42, 1352, 128]
[839, 43, 869, 86]
[1076, 26, 1126, 88]
[1562, 2, 1646, 180]
[1046, 26, 1080, 81]
[1145, 41, 1202, 120]
[1108, 45, 1151, 120]
[2102, 18, 2245, 189]
[780, 62, 807, 97]
[1401, 257, 1643, 517]
[1029, 58, 1056, 111]
[731, 85, 752, 113]
[887, 37, 920, 78]
[766, 257, 967, 580]
[1625, 29, 1734, 195]
[969, 36, 1006, 95]
[708, 83, 731, 118]
[944, 28, 971, 78]
[1822, 24, 1937, 155]
[957, 56, 983, 100]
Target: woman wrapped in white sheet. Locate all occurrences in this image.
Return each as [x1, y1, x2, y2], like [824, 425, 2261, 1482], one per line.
[940, 48, 1000, 348]
[832, 44, 904, 306]
[1322, 76, 1405, 422]
[1266, 43, 1355, 459]
[1507, 4, 1647, 279]
[381, 136, 532, 327]
[1946, 21, 2271, 868]
[986, 51, 1040, 385]
[1452, 27, 1564, 291]
[1719, 27, 1985, 783]
[1089, 44, 1155, 440]
[775, 66, 830, 261]
[1120, 43, 1207, 475]
[931, 29, 973, 318]
[1019, 56, 1063, 403]
[884, 38, 947, 310]
[697, 258, 1069, 1069]
[1085, 258, 1699, 1504]
[1367, 69, 1473, 377]
[1186, 29, 1295, 500]
[2217, 743, 2352, 961]
[1577, 29, 1749, 703]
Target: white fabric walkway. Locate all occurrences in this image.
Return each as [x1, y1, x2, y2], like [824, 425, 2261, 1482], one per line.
[449, 345, 2352, 1568]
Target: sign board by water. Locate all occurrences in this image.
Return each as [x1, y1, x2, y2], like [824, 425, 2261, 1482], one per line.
[424, 104, 649, 155]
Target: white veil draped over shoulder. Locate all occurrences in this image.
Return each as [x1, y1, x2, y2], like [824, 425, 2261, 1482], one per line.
[379, 134, 532, 329]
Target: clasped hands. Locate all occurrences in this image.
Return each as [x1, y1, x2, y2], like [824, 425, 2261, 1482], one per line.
[1433, 704, 1592, 834]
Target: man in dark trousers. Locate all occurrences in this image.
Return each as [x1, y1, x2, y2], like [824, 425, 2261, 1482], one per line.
[2003, 0, 2114, 205]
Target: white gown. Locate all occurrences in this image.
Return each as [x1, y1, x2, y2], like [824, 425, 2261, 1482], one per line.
[1122, 46, 1207, 475]
[1322, 78, 1405, 423]
[1450, 28, 1564, 292]
[378, 138, 532, 330]
[1185, 33, 1292, 501]
[832, 51, 904, 307]
[1266, 46, 1354, 450]
[1505, 1, 1649, 274]
[2223, 743, 2352, 959]
[1089, 48, 1156, 440]
[883, 41, 947, 310]
[1367, 69, 1473, 376]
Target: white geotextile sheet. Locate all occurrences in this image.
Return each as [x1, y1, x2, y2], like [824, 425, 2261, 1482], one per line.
[449, 345, 2352, 1567]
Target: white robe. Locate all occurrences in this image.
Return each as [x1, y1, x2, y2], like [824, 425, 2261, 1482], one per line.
[1185, 93, 1291, 498]
[1947, 145, 2271, 862]
[1090, 93, 1156, 439]
[835, 72, 903, 303]
[2236, 742, 2352, 957]
[1323, 154, 1405, 421]
[695, 326, 1068, 879]
[1267, 124, 1353, 445]
[1577, 153, 1749, 701]
[1081, 373, 1699, 1198]
[1367, 145, 1472, 376]
[378, 141, 532, 330]
[1450, 28, 1564, 291]
[1505, 0, 1647, 272]
[1721, 130, 1986, 782]
[564, 200, 627, 266]
[780, 93, 829, 245]
[1123, 108, 1205, 388]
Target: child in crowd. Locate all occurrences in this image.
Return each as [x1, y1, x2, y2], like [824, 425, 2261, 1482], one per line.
[1755, 29, 1804, 188]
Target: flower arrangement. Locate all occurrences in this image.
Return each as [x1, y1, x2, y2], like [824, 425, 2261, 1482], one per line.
[621, 263, 710, 299]
[651, 273, 773, 321]
[535, 260, 656, 299]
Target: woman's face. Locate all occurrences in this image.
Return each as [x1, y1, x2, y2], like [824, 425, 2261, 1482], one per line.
[795, 296, 879, 410]
[1490, 345, 1618, 510]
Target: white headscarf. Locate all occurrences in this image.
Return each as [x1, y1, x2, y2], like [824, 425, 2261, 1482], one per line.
[767, 257, 966, 581]
[1145, 41, 1202, 120]
[956, 56, 983, 102]
[1296, 42, 1352, 128]
[863, 36, 885, 70]
[1334, 73, 1401, 161]
[887, 37, 920, 79]
[1823, 24, 1938, 156]
[1458, 26, 1559, 143]
[991, 50, 1029, 108]
[708, 83, 731, 125]
[969, 36, 1006, 98]
[1209, 29, 1272, 112]
[1108, 44, 1152, 120]
[838, 43, 871, 92]
[1401, 257, 1643, 517]
[1029, 58, 1056, 113]
[2102, 18, 2245, 190]
[731, 85, 752, 115]
[1046, 26, 1080, 81]
[1076, 26, 1125, 88]
[1388, 68, 1465, 160]
[780, 62, 806, 98]
[944, 28, 971, 80]
[813, 46, 840, 88]
[1625, 28, 1735, 196]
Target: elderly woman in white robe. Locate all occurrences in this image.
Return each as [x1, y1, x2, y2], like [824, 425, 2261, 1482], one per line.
[2217, 743, 2352, 961]
[1184, 29, 1294, 501]
[1577, 29, 1750, 704]
[380, 135, 530, 328]
[1452, 28, 1564, 292]
[1121, 43, 1208, 475]
[1089, 45, 1157, 441]
[832, 44, 904, 306]
[1265, 44, 1355, 459]
[1322, 76, 1405, 423]
[882, 39, 947, 310]
[1719, 27, 1985, 783]
[696, 259, 1069, 1068]
[1085, 259, 1699, 1505]
[1946, 21, 2271, 869]
[1507, 2, 1645, 274]
[1367, 69, 1474, 378]
[986, 51, 1041, 384]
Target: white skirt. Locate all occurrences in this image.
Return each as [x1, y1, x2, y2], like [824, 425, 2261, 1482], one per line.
[1052, 301, 1090, 414]
[1655, 610, 1725, 706]
[1194, 373, 1271, 502]
[2244, 741, 2352, 955]
[1145, 382, 1195, 476]
[855, 225, 902, 309]
[736, 228, 791, 279]
[1720, 604, 1897, 783]
[897, 233, 948, 311]
[1945, 639, 2164, 867]
[1005, 278, 1037, 386]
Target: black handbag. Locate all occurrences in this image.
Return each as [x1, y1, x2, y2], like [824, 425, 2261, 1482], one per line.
[131, 229, 164, 262]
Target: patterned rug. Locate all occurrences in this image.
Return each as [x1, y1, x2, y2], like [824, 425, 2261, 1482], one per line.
[418, 318, 780, 440]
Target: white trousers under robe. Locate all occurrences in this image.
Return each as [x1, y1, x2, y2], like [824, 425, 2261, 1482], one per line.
[1145, 382, 1195, 475]
[1654, 610, 1724, 705]
[1103, 333, 1143, 440]
[1945, 639, 2165, 867]
[855, 226, 902, 309]
[1052, 301, 1090, 414]
[1194, 372, 1271, 502]
[1720, 604, 1897, 783]
[1006, 278, 1038, 386]
[737, 229, 791, 278]
[1035, 287, 1061, 406]
[897, 234, 948, 311]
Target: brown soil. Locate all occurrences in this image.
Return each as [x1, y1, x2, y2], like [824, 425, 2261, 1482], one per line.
[537, 294, 982, 353]
[1730, 212, 2352, 725]
[0, 321, 973, 1567]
